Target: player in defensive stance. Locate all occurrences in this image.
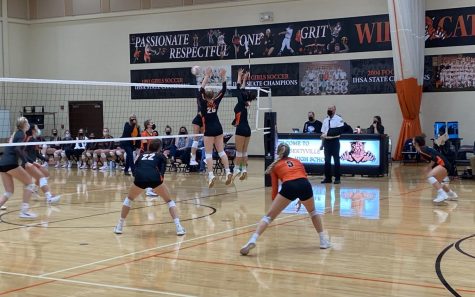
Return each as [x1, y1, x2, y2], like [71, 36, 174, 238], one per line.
[232, 69, 257, 181]
[0, 117, 38, 218]
[413, 135, 458, 203]
[114, 139, 185, 236]
[240, 143, 331, 255]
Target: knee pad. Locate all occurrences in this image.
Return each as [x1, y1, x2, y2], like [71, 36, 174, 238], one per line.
[54, 151, 61, 157]
[218, 151, 226, 158]
[116, 150, 123, 156]
[205, 153, 213, 160]
[192, 141, 199, 149]
[3, 192, 12, 200]
[101, 153, 107, 159]
[86, 152, 92, 158]
[236, 151, 243, 157]
[81, 155, 87, 160]
[309, 209, 319, 217]
[61, 152, 66, 158]
[25, 184, 37, 193]
[261, 215, 273, 225]
[123, 197, 133, 207]
[427, 176, 438, 185]
[243, 152, 248, 157]
[39, 177, 48, 188]
[167, 200, 176, 208]
[93, 153, 98, 159]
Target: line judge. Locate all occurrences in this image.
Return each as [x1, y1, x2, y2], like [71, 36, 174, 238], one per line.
[320, 105, 344, 184]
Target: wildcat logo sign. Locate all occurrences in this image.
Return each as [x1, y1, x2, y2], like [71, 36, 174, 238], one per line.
[341, 141, 376, 164]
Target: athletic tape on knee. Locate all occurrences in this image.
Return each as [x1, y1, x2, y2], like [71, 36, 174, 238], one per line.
[101, 153, 107, 159]
[310, 209, 319, 217]
[39, 177, 48, 188]
[3, 192, 12, 199]
[236, 151, 243, 157]
[261, 215, 273, 225]
[25, 184, 36, 193]
[167, 200, 176, 208]
[427, 176, 438, 185]
[205, 153, 213, 160]
[123, 197, 132, 207]
[192, 141, 199, 149]
[218, 151, 226, 158]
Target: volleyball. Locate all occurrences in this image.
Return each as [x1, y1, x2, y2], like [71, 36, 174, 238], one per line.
[191, 65, 201, 76]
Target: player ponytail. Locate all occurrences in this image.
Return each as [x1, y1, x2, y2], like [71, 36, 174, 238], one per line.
[265, 143, 290, 174]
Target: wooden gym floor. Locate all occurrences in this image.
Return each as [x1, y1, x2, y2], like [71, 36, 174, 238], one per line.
[0, 160, 474, 296]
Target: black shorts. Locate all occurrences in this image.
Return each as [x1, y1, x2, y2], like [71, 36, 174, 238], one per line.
[204, 123, 223, 137]
[279, 178, 313, 201]
[192, 114, 203, 127]
[134, 180, 162, 189]
[235, 124, 251, 137]
[0, 164, 19, 173]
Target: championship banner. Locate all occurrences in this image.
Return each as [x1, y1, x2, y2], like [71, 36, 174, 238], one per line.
[130, 68, 195, 99]
[231, 63, 299, 96]
[299, 61, 351, 96]
[423, 53, 475, 92]
[349, 58, 395, 94]
[129, 13, 391, 63]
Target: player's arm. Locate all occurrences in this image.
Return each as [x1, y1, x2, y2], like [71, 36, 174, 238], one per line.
[158, 154, 167, 180]
[271, 170, 279, 199]
[200, 67, 212, 89]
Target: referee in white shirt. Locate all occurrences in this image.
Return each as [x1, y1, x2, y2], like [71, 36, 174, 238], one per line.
[321, 105, 344, 184]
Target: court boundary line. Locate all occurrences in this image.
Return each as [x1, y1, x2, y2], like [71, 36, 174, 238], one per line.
[153, 255, 475, 294]
[0, 271, 197, 297]
[39, 213, 299, 277]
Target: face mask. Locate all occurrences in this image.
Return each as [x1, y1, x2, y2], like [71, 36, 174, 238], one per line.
[53, 132, 58, 136]
[327, 110, 333, 117]
[166, 131, 171, 135]
[373, 120, 378, 124]
[103, 131, 109, 136]
[151, 124, 156, 130]
[78, 132, 83, 136]
[179, 131, 186, 135]
[65, 133, 71, 138]
[308, 117, 314, 122]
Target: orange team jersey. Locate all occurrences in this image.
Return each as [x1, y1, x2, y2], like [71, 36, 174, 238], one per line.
[141, 130, 153, 151]
[131, 126, 139, 145]
[270, 157, 307, 199]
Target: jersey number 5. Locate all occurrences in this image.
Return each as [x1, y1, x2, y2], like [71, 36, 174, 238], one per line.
[286, 161, 294, 168]
[141, 154, 154, 161]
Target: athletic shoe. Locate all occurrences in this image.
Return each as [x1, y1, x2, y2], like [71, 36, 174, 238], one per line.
[54, 162, 61, 168]
[19, 210, 38, 220]
[47, 195, 61, 204]
[239, 171, 247, 181]
[146, 188, 158, 197]
[447, 191, 458, 201]
[433, 190, 449, 203]
[99, 165, 108, 171]
[114, 222, 124, 234]
[208, 175, 216, 188]
[92, 164, 97, 170]
[190, 159, 199, 166]
[42, 162, 48, 168]
[320, 237, 332, 249]
[0, 205, 6, 210]
[225, 172, 233, 185]
[80, 164, 88, 169]
[67, 161, 72, 168]
[176, 224, 186, 236]
[240, 242, 256, 256]
[321, 179, 332, 184]
[232, 170, 241, 182]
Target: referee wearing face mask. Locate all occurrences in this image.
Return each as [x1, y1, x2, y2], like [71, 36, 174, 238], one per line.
[321, 105, 344, 184]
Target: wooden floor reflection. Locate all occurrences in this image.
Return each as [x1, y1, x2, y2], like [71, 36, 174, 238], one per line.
[0, 160, 474, 296]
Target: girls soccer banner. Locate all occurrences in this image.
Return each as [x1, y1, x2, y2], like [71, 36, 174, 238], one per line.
[130, 68, 195, 99]
[129, 6, 475, 64]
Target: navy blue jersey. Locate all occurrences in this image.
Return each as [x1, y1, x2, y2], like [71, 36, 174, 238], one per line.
[0, 130, 27, 166]
[134, 152, 167, 183]
[233, 84, 249, 127]
[199, 82, 226, 126]
[25, 136, 45, 163]
[419, 146, 450, 168]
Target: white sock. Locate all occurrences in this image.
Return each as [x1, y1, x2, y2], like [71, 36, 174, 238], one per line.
[249, 232, 259, 244]
[225, 168, 231, 174]
[242, 166, 247, 172]
[318, 232, 325, 241]
[208, 172, 214, 178]
[21, 203, 29, 212]
[438, 188, 445, 194]
[119, 217, 125, 224]
[45, 192, 52, 199]
[173, 218, 180, 225]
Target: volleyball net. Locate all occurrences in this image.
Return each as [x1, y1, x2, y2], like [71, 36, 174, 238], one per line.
[0, 77, 272, 154]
